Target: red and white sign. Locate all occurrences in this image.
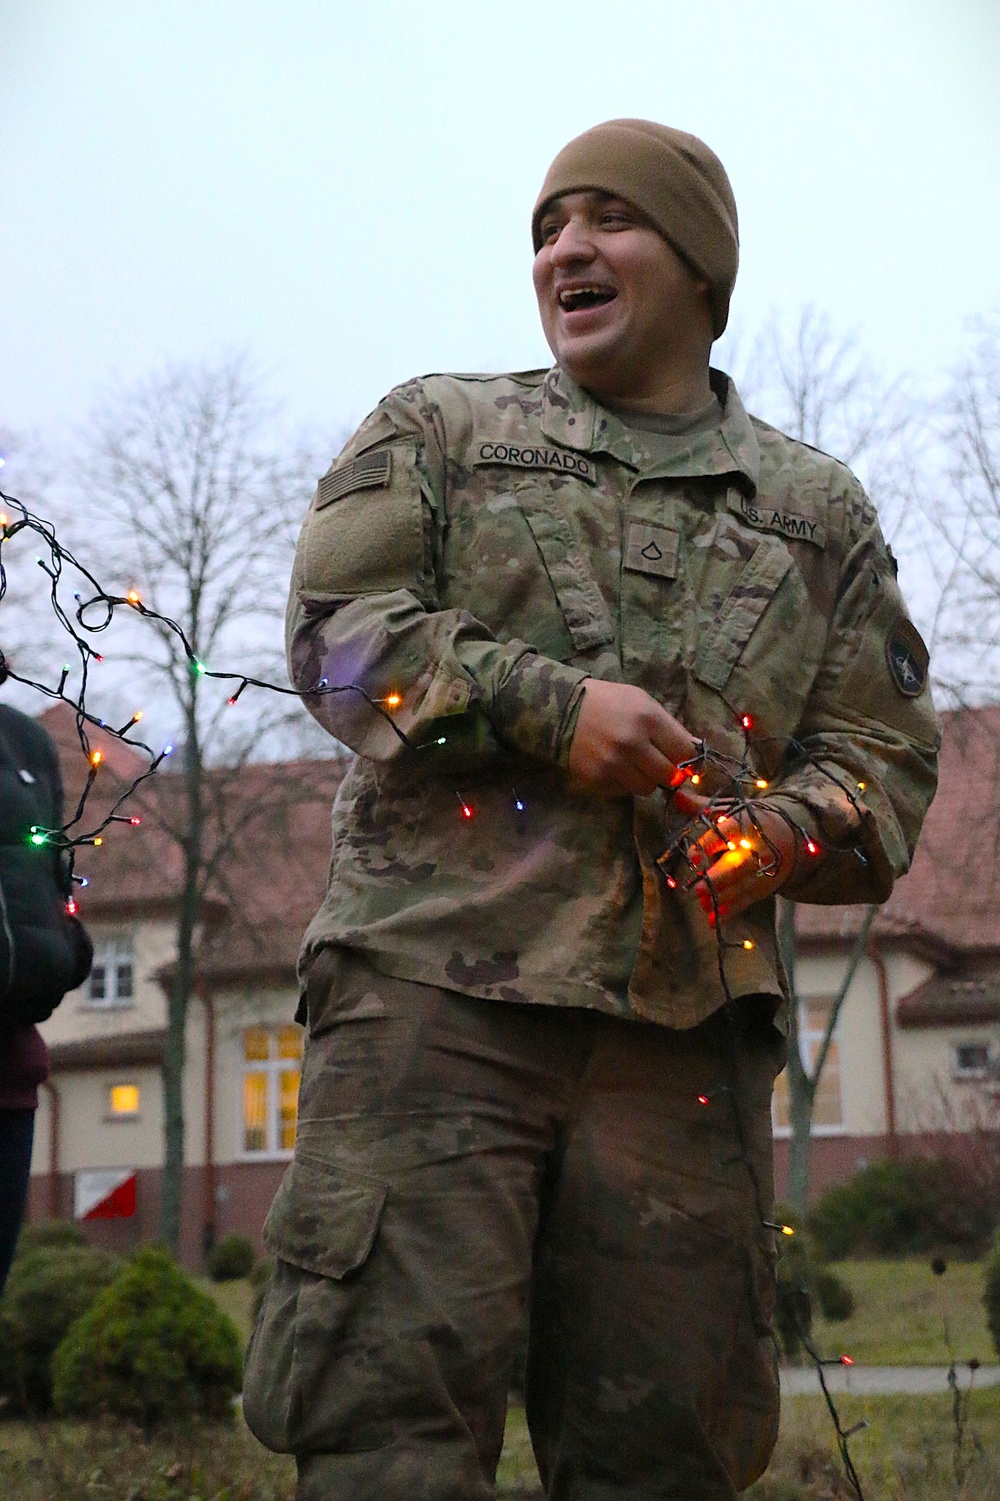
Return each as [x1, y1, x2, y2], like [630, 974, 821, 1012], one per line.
[74, 1168, 137, 1220]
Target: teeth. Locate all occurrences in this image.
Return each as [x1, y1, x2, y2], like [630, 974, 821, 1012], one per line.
[559, 286, 613, 307]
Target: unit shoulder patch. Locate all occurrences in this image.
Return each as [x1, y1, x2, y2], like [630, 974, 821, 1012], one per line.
[316, 449, 392, 510]
[474, 441, 596, 485]
[885, 617, 929, 697]
[731, 492, 826, 548]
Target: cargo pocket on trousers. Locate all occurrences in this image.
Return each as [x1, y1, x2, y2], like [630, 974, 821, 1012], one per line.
[241, 1154, 389, 1453]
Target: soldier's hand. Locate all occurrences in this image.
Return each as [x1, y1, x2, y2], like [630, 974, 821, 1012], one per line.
[673, 791, 798, 921]
[567, 680, 699, 797]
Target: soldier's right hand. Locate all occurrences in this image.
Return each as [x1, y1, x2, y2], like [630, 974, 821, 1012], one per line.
[566, 679, 699, 797]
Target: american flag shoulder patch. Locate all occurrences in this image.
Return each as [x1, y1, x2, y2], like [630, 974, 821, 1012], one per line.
[316, 448, 392, 510]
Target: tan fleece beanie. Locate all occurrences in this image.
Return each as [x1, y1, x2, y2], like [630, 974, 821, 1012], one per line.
[532, 119, 739, 337]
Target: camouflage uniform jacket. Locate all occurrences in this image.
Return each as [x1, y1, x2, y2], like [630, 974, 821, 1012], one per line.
[287, 366, 939, 1030]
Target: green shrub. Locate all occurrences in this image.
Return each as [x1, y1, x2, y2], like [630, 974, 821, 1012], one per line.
[814, 1267, 855, 1321]
[808, 1157, 995, 1260]
[207, 1232, 256, 1282]
[52, 1245, 243, 1426]
[15, 1218, 87, 1255]
[0, 1244, 120, 1412]
[985, 1237, 1000, 1361]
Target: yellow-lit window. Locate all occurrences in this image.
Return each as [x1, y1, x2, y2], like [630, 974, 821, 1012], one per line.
[772, 998, 844, 1132]
[109, 1083, 140, 1116]
[242, 1026, 304, 1155]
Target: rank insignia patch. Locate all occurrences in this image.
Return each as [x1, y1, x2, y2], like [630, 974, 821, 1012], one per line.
[885, 618, 929, 697]
[624, 523, 680, 580]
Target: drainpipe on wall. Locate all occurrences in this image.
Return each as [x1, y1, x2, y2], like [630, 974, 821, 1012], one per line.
[868, 939, 898, 1157]
[40, 1078, 61, 1218]
[201, 983, 216, 1258]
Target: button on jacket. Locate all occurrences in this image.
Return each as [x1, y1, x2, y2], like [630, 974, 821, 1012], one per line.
[286, 367, 939, 1030]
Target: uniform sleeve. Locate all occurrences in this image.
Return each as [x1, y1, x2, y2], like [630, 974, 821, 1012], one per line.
[766, 488, 939, 904]
[285, 387, 588, 767]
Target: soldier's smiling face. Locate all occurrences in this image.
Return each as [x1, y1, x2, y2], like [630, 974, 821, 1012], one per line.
[532, 190, 712, 406]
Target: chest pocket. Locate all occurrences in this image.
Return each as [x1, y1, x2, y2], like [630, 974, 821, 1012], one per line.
[692, 540, 793, 692]
[513, 483, 615, 654]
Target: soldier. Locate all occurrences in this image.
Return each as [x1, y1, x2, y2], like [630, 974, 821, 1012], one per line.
[244, 120, 938, 1499]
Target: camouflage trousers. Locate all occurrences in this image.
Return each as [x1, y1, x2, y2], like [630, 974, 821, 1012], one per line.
[242, 947, 784, 1500]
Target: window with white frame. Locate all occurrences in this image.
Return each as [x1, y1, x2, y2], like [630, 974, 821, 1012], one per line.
[952, 1040, 996, 1081]
[87, 936, 135, 1008]
[242, 1025, 304, 1155]
[772, 997, 844, 1132]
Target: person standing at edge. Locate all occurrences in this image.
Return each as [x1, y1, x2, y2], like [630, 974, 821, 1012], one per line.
[244, 121, 939, 1500]
[0, 659, 94, 1293]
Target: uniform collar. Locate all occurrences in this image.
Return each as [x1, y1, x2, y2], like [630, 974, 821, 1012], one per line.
[540, 365, 761, 496]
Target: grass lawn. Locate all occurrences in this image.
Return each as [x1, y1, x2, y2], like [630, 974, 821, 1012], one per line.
[1, 1393, 997, 1500]
[746, 1388, 1000, 1500]
[499, 1388, 1000, 1500]
[809, 1257, 994, 1366]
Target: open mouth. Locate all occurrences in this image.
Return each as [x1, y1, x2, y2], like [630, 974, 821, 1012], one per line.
[558, 285, 617, 312]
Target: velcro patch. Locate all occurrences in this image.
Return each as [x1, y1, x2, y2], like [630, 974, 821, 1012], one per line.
[886, 617, 929, 697]
[474, 441, 596, 485]
[731, 492, 825, 548]
[316, 449, 392, 510]
[624, 523, 679, 580]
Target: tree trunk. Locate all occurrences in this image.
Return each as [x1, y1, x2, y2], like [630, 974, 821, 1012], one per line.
[159, 681, 204, 1256]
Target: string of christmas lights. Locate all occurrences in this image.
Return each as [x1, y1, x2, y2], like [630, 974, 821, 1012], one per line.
[1, 484, 874, 1491]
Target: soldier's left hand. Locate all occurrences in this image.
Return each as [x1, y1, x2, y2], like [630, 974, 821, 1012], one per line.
[672, 793, 798, 921]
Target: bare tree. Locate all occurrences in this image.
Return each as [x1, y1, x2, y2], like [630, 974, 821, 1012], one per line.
[923, 316, 1000, 703]
[778, 902, 876, 1213]
[0, 429, 68, 701]
[77, 355, 328, 1254]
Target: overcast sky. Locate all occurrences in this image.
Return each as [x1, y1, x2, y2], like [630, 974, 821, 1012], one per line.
[3, 0, 999, 452]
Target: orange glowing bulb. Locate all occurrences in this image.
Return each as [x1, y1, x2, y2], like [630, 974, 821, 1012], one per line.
[127, 589, 141, 605]
[755, 778, 768, 789]
[385, 692, 402, 710]
[93, 837, 103, 846]
[742, 939, 755, 951]
[739, 838, 752, 850]
[780, 1224, 795, 1237]
[90, 750, 103, 767]
[690, 773, 701, 785]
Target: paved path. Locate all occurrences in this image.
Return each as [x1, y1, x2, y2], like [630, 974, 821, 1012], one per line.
[781, 1364, 1000, 1395]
